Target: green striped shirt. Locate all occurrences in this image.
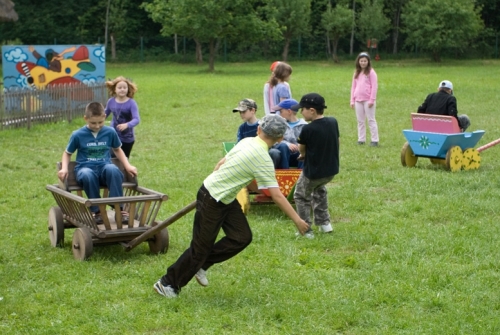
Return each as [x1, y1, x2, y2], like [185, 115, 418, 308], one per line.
[204, 136, 278, 204]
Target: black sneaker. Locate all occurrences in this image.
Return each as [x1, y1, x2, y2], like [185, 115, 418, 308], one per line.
[370, 142, 378, 147]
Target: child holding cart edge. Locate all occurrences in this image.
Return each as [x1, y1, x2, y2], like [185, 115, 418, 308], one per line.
[153, 114, 309, 298]
[57, 102, 138, 224]
[105, 76, 140, 158]
[350, 52, 379, 146]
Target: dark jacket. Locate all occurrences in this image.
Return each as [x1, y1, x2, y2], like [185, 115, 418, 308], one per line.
[417, 90, 462, 127]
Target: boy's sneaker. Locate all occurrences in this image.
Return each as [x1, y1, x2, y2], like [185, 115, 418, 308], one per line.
[93, 212, 103, 225]
[195, 269, 209, 287]
[319, 223, 333, 233]
[153, 280, 178, 298]
[296, 230, 314, 239]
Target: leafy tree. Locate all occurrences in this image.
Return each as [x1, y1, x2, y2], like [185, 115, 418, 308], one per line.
[321, 2, 352, 62]
[403, 0, 484, 61]
[143, 0, 278, 71]
[264, 0, 311, 61]
[383, 0, 409, 54]
[356, 0, 390, 49]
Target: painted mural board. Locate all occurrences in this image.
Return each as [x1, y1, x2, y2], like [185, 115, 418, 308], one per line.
[2, 44, 105, 90]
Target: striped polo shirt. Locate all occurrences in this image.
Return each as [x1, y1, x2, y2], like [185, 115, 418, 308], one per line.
[204, 136, 278, 204]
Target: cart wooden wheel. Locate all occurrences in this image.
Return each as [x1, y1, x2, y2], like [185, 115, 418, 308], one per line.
[446, 146, 463, 172]
[72, 227, 93, 261]
[148, 227, 169, 254]
[236, 188, 250, 215]
[462, 148, 481, 170]
[48, 206, 65, 248]
[401, 142, 418, 167]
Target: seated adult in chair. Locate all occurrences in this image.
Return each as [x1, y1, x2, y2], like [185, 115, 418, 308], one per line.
[269, 99, 308, 169]
[417, 80, 470, 132]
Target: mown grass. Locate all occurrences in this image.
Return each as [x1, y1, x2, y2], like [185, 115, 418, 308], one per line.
[1, 60, 500, 334]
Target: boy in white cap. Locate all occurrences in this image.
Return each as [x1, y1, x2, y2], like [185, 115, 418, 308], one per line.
[417, 80, 470, 131]
[153, 114, 309, 298]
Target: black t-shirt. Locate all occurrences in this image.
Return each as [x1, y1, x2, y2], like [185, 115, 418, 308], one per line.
[297, 117, 340, 179]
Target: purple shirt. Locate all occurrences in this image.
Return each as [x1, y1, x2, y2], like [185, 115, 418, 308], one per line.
[105, 98, 140, 143]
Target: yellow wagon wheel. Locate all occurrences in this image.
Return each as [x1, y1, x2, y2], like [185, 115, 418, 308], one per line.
[462, 148, 481, 170]
[445, 146, 463, 172]
[401, 142, 418, 167]
[236, 188, 250, 215]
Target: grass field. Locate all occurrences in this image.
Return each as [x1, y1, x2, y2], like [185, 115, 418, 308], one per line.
[1, 60, 500, 334]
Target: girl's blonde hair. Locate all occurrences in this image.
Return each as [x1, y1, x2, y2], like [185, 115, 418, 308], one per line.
[267, 62, 293, 87]
[354, 52, 372, 79]
[105, 76, 138, 98]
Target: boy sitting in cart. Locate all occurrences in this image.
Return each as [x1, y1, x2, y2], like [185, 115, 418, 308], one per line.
[57, 102, 138, 224]
[417, 80, 471, 132]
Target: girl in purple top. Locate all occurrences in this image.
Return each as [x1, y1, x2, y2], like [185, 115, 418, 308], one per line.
[350, 52, 379, 146]
[105, 76, 140, 158]
[265, 62, 293, 114]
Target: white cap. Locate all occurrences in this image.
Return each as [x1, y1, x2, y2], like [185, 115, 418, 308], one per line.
[438, 80, 453, 90]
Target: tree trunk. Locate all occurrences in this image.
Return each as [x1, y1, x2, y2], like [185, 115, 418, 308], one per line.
[208, 39, 216, 72]
[111, 32, 116, 60]
[333, 38, 340, 63]
[326, 34, 332, 59]
[104, 0, 111, 50]
[174, 34, 178, 54]
[350, 0, 356, 56]
[392, 7, 401, 54]
[282, 37, 290, 62]
[432, 50, 441, 62]
[194, 39, 203, 64]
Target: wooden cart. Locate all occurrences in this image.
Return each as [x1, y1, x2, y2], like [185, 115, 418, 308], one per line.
[46, 159, 169, 260]
[223, 142, 302, 214]
[401, 113, 485, 172]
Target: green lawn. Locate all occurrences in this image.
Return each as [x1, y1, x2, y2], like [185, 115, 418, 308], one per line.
[1, 60, 500, 334]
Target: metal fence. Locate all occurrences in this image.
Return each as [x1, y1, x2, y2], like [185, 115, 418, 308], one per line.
[0, 83, 107, 130]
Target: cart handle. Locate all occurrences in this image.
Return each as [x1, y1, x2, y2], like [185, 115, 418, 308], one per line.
[123, 200, 196, 252]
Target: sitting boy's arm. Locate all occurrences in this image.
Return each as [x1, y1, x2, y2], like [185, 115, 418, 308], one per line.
[111, 147, 138, 177]
[58, 151, 72, 182]
[297, 144, 306, 160]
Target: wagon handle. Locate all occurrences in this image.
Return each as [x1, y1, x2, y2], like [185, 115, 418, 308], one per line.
[123, 200, 197, 252]
[476, 138, 500, 153]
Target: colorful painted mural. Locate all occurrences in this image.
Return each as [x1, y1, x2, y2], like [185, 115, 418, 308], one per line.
[2, 44, 105, 90]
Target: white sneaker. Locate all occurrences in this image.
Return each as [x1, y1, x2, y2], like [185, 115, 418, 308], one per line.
[296, 230, 315, 239]
[319, 223, 333, 233]
[153, 280, 178, 298]
[195, 268, 209, 287]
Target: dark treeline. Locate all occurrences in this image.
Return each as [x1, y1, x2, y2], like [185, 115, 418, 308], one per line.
[1, 0, 499, 67]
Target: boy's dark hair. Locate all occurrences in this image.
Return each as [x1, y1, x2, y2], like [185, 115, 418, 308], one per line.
[85, 102, 105, 118]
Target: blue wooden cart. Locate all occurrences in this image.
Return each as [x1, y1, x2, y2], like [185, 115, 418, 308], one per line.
[401, 114, 485, 172]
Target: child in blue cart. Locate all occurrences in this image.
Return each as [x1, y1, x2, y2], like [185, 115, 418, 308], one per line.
[417, 80, 470, 132]
[57, 102, 138, 224]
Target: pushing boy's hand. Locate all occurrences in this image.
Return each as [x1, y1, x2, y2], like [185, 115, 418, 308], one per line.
[295, 219, 309, 235]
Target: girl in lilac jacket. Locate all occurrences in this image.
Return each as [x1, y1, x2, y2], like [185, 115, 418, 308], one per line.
[350, 52, 379, 146]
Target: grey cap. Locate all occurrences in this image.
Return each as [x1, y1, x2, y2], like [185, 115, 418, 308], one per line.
[259, 114, 288, 138]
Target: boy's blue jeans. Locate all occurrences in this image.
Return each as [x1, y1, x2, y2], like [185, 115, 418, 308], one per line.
[75, 163, 124, 213]
[269, 142, 303, 169]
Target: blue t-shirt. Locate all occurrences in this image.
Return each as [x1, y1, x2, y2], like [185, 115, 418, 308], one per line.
[272, 83, 291, 108]
[66, 125, 122, 168]
[236, 120, 259, 142]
